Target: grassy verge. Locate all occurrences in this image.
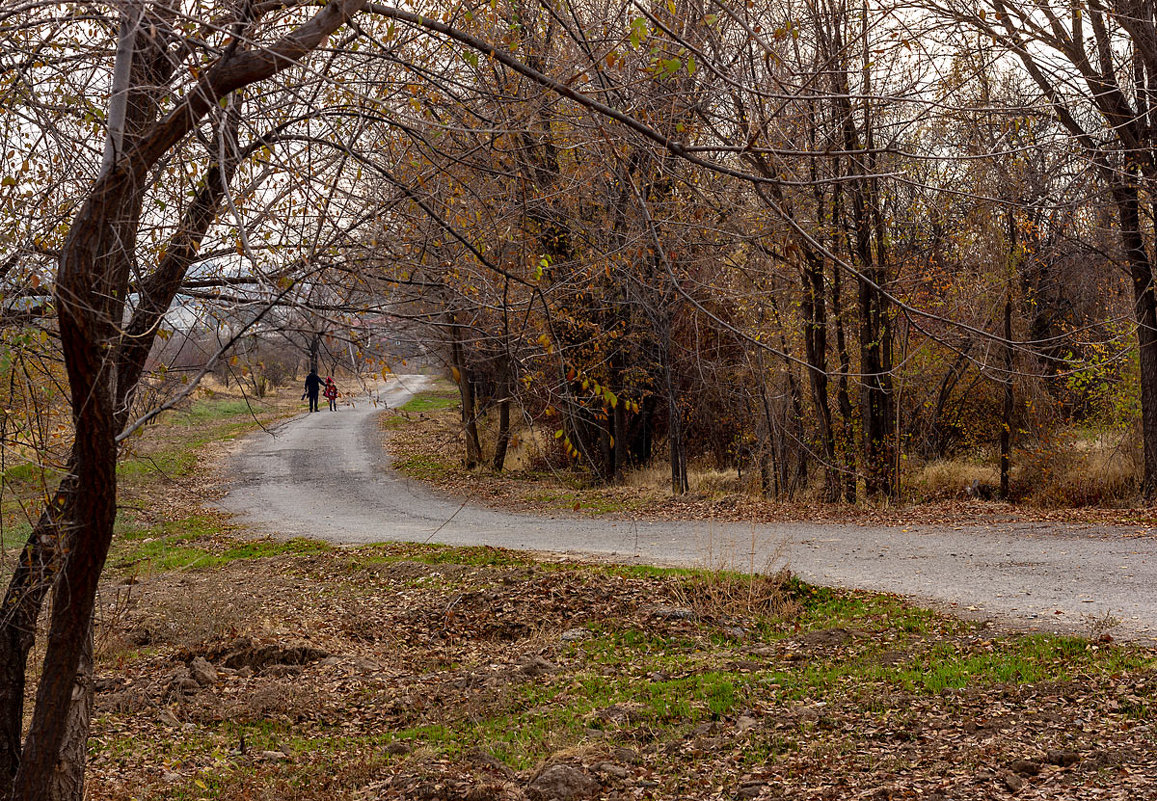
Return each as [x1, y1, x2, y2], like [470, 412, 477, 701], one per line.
[0, 386, 304, 581]
[84, 539, 1156, 800]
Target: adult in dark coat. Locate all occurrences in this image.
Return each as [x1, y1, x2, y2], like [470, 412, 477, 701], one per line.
[302, 369, 323, 412]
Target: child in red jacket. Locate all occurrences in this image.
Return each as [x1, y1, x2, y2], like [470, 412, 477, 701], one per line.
[323, 377, 339, 411]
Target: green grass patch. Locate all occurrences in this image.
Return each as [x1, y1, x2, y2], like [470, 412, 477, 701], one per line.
[392, 455, 456, 481]
[175, 398, 262, 425]
[364, 542, 538, 569]
[795, 585, 953, 636]
[220, 537, 333, 560]
[524, 490, 639, 515]
[398, 391, 459, 413]
[112, 512, 333, 574]
[0, 462, 51, 486]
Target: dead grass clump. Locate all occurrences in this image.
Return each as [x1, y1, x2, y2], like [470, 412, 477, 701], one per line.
[908, 459, 999, 502]
[112, 581, 259, 653]
[691, 468, 741, 495]
[624, 463, 740, 497]
[672, 567, 800, 623]
[225, 678, 325, 723]
[911, 429, 1141, 507]
[1017, 433, 1139, 506]
[489, 424, 550, 472]
[622, 463, 670, 490]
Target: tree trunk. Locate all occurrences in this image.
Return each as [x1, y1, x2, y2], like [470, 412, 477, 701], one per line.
[1000, 295, 1013, 500]
[13, 313, 118, 800]
[4, 1, 367, 793]
[309, 331, 322, 375]
[613, 395, 628, 479]
[492, 389, 511, 472]
[831, 231, 857, 503]
[1114, 183, 1157, 498]
[659, 317, 687, 495]
[448, 320, 482, 469]
[47, 624, 93, 801]
[0, 474, 76, 798]
[801, 256, 838, 500]
[610, 352, 627, 481]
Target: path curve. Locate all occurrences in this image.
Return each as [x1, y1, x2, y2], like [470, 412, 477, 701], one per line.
[218, 376, 1157, 643]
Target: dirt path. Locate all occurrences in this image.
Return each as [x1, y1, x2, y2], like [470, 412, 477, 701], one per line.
[217, 375, 1157, 643]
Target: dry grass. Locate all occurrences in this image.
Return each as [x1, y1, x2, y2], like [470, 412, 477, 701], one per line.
[908, 459, 1001, 502]
[912, 428, 1142, 507]
[622, 463, 741, 496]
[1018, 433, 1140, 506]
[672, 566, 801, 622]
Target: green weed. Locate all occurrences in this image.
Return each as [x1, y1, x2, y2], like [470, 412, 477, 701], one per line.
[398, 392, 459, 413]
[392, 455, 456, 480]
[220, 538, 332, 560]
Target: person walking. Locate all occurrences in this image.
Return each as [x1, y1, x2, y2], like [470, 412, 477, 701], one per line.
[302, 368, 322, 412]
[323, 376, 339, 411]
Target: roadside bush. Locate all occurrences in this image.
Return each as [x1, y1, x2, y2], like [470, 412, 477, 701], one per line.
[672, 566, 800, 623]
[1016, 428, 1140, 506]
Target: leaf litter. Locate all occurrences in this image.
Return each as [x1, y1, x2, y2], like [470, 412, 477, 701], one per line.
[84, 542, 1157, 800]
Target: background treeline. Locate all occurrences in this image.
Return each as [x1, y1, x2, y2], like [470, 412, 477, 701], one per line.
[349, 0, 1140, 505]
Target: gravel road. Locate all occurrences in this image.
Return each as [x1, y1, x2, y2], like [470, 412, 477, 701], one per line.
[218, 375, 1157, 643]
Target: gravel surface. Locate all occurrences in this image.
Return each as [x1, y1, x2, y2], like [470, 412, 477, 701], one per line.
[217, 376, 1157, 643]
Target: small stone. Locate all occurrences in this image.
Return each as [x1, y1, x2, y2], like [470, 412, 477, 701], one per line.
[1009, 759, 1041, 777]
[1045, 750, 1080, 767]
[737, 783, 767, 800]
[520, 656, 558, 677]
[1001, 771, 1024, 793]
[162, 771, 181, 783]
[595, 762, 630, 779]
[724, 626, 747, 640]
[736, 715, 760, 733]
[258, 750, 290, 761]
[652, 606, 695, 621]
[561, 628, 591, 642]
[189, 657, 218, 687]
[527, 763, 598, 800]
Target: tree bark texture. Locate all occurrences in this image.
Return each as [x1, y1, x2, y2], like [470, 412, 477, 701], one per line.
[449, 320, 482, 469]
[492, 374, 511, 472]
[801, 256, 838, 501]
[47, 625, 93, 801]
[1114, 183, 1157, 498]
